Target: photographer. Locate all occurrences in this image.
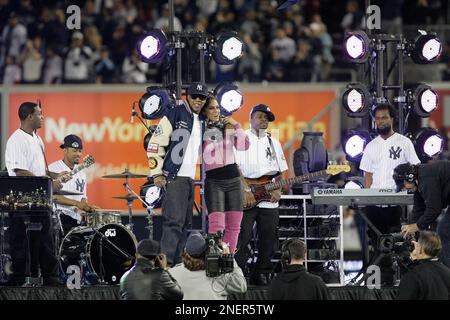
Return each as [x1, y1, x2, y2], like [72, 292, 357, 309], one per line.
[120, 239, 183, 300]
[169, 232, 247, 300]
[393, 160, 450, 267]
[397, 231, 450, 300]
[268, 239, 330, 300]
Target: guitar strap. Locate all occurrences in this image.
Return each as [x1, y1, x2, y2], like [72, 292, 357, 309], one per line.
[267, 133, 282, 174]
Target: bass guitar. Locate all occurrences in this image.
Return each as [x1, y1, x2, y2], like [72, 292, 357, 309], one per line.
[243, 164, 351, 210]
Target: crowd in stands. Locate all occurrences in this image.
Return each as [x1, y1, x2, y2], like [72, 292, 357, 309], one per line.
[1, 0, 449, 85]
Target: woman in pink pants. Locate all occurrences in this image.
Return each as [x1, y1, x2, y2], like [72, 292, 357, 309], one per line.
[201, 95, 249, 252]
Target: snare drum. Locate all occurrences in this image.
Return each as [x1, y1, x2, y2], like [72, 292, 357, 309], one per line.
[59, 223, 137, 284]
[85, 211, 122, 227]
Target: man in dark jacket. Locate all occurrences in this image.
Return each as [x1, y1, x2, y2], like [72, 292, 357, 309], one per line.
[148, 82, 208, 266]
[394, 160, 450, 267]
[268, 238, 330, 300]
[397, 231, 450, 300]
[120, 239, 183, 300]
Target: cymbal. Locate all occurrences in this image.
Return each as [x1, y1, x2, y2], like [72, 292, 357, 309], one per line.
[113, 195, 139, 200]
[102, 171, 147, 179]
[54, 190, 84, 196]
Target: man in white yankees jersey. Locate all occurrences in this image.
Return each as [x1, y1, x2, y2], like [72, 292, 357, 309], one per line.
[359, 103, 420, 285]
[49, 134, 99, 234]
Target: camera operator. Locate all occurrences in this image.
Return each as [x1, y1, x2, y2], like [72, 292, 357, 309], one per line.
[120, 239, 183, 300]
[268, 239, 330, 300]
[397, 231, 450, 300]
[169, 232, 247, 300]
[393, 160, 450, 267]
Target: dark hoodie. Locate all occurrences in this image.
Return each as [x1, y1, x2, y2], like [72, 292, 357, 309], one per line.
[267, 265, 331, 300]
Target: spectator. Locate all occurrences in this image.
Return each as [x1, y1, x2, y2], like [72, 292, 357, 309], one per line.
[2, 55, 21, 85]
[196, 0, 218, 19]
[289, 40, 313, 82]
[63, 31, 93, 83]
[169, 232, 247, 300]
[340, 0, 364, 32]
[94, 46, 116, 83]
[268, 239, 331, 300]
[269, 27, 296, 64]
[237, 33, 262, 82]
[122, 49, 148, 83]
[20, 36, 43, 83]
[154, 3, 182, 32]
[265, 48, 287, 81]
[310, 22, 334, 81]
[0, 12, 27, 68]
[43, 46, 63, 84]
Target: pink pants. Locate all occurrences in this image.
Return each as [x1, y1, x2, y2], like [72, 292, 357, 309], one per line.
[208, 211, 243, 253]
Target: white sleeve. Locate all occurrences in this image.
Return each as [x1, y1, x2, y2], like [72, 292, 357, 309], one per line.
[406, 138, 421, 165]
[275, 139, 288, 173]
[5, 138, 30, 172]
[359, 143, 373, 173]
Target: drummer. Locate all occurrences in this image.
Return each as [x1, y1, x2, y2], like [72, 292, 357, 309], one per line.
[49, 134, 99, 234]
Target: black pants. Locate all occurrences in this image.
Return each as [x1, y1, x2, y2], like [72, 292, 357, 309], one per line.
[364, 206, 403, 284]
[160, 177, 194, 265]
[235, 207, 279, 274]
[9, 213, 58, 280]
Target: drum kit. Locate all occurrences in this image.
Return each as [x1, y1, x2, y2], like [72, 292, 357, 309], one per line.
[55, 168, 162, 285]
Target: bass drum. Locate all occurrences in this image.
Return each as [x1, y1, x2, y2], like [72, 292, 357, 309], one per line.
[59, 223, 137, 284]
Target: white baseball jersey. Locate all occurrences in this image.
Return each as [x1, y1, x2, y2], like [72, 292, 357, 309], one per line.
[48, 160, 87, 221]
[5, 129, 46, 176]
[235, 130, 288, 208]
[359, 132, 421, 189]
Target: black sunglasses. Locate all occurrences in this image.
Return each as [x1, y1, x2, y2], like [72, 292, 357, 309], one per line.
[191, 94, 207, 100]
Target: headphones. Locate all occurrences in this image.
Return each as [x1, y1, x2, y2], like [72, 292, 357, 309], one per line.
[281, 239, 293, 266]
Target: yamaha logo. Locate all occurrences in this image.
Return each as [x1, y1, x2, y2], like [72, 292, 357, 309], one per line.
[322, 189, 343, 195]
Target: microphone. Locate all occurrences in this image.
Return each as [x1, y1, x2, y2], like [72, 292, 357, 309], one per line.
[130, 102, 136, 123]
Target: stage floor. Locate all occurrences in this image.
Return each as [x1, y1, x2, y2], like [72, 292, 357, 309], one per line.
[0, 285, 397, 300]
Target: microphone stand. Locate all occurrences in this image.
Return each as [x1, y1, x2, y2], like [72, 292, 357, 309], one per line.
[122, 183, 156, 240]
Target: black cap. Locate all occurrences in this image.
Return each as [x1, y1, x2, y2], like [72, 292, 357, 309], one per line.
[187, 82, 208, 97]
[250, 104, 275, 122]
[137, 239, 161, 256]
[393, 163, 415, 192]
[60, 134, 83, 150]
[185, 232, 207, 258]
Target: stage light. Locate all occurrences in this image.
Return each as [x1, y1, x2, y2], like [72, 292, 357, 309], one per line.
[344, 176, 365, 189]
[342, 130, 371, 162]
[214, 83, 243, 116]
[213, 31, 243, 65]
[139, 87, 171, 120]
[342, 83, 372, 117]
[409, 30, 442, 64]
[343, 31, 370, 63]
[408, 84, 439, 117]
[137, 29, 167, 64]
[413, 128, 444, 160]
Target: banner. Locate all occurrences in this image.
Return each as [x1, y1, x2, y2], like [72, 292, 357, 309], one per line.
[8, 90, 335, 210]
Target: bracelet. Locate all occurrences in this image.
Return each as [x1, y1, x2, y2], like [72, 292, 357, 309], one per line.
[244, 188, 251, 192]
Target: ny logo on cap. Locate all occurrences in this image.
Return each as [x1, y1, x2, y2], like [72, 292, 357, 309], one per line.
[72, 142, 80, 148]
[197, 84, 203, 91]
